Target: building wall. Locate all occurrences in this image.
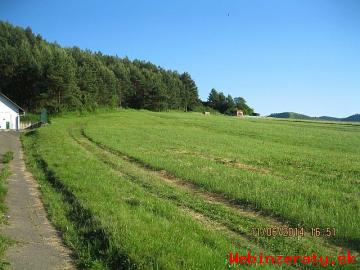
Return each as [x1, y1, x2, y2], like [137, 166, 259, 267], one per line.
[0, 95, 20, 130]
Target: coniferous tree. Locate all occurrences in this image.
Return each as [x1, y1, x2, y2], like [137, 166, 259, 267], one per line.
[208, 89, 219, 108]
[0, 21, 254, 115]
[180, 72, 199, 111]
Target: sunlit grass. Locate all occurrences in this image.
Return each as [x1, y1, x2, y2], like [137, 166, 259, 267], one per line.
[21, 110, 360, 269]
[23, 126, 266, 269]
[84, 111, 360, 247]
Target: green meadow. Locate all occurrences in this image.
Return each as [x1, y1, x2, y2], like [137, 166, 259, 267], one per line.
[22, 110, 360, 269]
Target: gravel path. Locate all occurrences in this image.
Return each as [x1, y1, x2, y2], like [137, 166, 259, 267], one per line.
[0, 132, 74, 270]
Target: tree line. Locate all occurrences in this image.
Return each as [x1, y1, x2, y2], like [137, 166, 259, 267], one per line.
[204, 89, 255, 115]
[0, 21, 255, 115]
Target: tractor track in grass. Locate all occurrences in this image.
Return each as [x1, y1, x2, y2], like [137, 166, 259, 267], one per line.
[165, 148, 272, 175]
[69, 128, 354, 260]
[76, 130, 276, 223]
[79, 130, 273, 222]
[68, 130, 262, 253]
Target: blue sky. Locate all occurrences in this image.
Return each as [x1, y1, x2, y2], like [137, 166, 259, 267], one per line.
[1, 0, 359, 117]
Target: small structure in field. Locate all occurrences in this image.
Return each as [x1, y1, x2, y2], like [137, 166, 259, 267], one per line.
[0, 92, 25, 130]
[236, 109, 244, 117]
[203, 111, 210, 116]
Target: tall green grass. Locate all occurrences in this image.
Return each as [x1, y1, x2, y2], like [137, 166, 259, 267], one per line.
[23, 126, 268, 269]
[70, 128, 346, 262]
[83, 111, 360, 249]
[0, 151, 14, 268]
[1, 152, 13, 165]
[21, 110, 360, 268]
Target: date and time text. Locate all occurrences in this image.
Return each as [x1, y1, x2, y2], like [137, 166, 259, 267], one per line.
[251, 227, 336, 237]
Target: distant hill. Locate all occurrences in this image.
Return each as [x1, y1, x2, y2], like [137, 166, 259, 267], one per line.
[268, 112, 360, 122]
[268, 112, 312, 120]
[317, 116, 339, 121]
[343, 114, 360, 122]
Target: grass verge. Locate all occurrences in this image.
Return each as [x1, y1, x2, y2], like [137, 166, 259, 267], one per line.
[1, 152, 13, 165]
[0, 151, 14, 269]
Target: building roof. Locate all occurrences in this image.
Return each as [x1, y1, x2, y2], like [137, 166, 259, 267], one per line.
[0, 92, 25, 113]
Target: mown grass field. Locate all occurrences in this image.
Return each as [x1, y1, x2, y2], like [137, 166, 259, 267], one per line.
[22, 110, 360, 269]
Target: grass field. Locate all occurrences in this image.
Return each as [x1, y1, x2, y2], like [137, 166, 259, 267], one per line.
[22, 110, 360, 269]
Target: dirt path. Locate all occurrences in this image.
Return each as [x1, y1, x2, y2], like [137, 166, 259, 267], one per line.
[0, 132, 74, 270]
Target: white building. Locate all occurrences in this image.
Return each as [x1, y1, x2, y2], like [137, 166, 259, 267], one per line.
[0, 92, 25, 130]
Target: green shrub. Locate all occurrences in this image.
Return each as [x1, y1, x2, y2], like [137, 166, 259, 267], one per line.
[21, 113, 40, 123]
